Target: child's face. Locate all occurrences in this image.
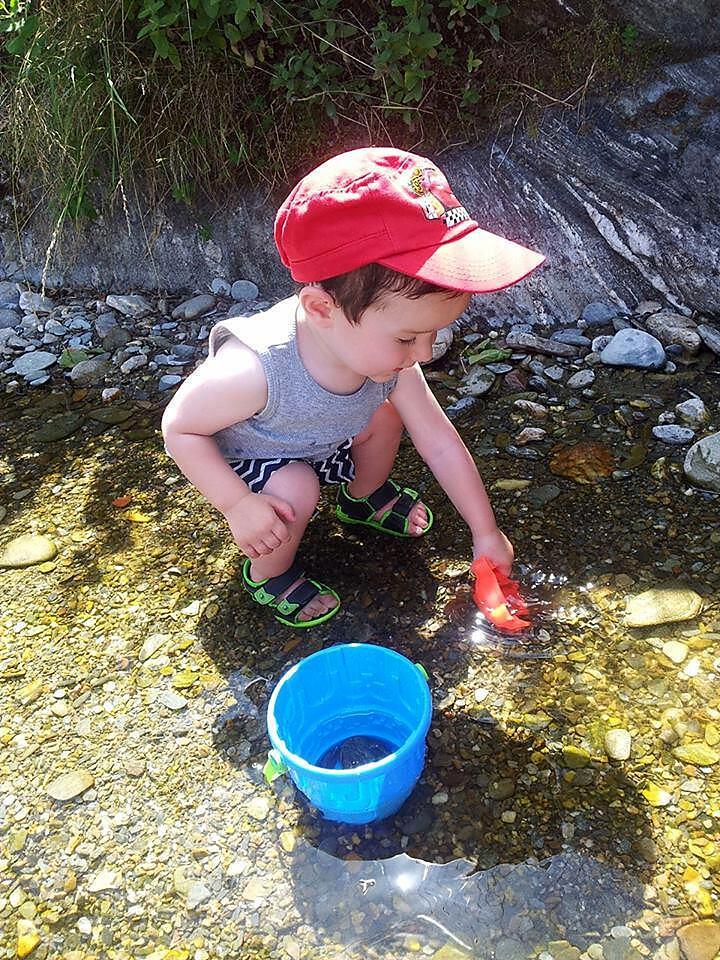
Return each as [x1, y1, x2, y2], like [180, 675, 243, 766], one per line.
[333, 289, 472, 382]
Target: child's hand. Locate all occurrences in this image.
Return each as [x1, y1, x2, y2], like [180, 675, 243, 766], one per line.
[223, 493, 295, 559]
[472, 526, 514, 575]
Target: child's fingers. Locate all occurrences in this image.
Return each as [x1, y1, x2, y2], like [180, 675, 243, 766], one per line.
[272, 520, 291, 543]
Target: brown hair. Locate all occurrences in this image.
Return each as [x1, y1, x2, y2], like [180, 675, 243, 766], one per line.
[308, 262, 460, 325]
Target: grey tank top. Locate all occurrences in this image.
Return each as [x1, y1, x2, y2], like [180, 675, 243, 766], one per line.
[208, 296, 398, 462]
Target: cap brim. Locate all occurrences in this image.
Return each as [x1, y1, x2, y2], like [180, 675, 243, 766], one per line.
[377, 226, 545, 293]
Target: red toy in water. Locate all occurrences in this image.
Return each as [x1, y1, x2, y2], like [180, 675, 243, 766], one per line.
[470, 557, 532, 633]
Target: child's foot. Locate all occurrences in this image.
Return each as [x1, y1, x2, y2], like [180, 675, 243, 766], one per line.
[352, 486, 429, 535]
[337, 480, 434, 538]
[242, 559, 340, 628]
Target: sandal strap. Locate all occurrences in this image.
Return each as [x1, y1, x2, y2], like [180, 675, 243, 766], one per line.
[243, 560, 304, 605]
[365, 479, 401, 512]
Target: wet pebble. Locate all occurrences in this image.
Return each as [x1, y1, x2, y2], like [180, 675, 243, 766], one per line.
[604, 728, 632, 761]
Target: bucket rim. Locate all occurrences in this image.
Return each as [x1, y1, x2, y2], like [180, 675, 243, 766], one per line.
[266, 642, 432, 779]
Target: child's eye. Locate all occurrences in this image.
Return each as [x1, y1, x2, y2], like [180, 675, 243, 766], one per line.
[397, 337, 416, 345]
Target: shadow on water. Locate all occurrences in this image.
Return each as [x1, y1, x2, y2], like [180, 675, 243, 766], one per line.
[208, 661, 655, 958]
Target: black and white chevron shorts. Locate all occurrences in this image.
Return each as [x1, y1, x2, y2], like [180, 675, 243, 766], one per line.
[229, 438, 355, 493]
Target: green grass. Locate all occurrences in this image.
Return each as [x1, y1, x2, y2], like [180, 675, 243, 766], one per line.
[0, 0, 652, 228]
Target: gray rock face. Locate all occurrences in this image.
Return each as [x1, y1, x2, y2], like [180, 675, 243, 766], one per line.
[684, 432, 720, 492]
[2, 56, 720, 327]
[600, 329, 666, 369]
[604, 0, 720, 51]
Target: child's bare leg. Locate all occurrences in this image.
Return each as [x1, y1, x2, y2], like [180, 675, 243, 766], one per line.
[348, 400, 429, 536]
[249, 461, 338, 621]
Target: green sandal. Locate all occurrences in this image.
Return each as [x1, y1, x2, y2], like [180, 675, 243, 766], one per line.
[336, 479, 434, 538]
[242, 559, 340, 629]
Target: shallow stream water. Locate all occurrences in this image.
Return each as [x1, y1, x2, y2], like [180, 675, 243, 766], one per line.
[1, 359, 719, 960]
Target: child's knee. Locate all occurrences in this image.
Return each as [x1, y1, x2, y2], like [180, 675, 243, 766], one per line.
[263, 462, 320, 520]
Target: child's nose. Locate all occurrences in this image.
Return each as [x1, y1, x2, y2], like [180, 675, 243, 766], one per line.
[413, 336, 435, 365]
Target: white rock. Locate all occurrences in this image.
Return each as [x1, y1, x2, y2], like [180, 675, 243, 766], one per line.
[652, 425, 695, 445]
[120, 354, 148, 374]
[675, 397, 710, 428]
[684, 431, 720, 492]
[105, 294, 153, 318]
[19, 291, 54, 314]
[567, 369, 596, 389]
[604, 728, 632, 761]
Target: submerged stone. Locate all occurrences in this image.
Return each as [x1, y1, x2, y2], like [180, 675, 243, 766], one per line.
[0, 534, 57, 569]
[625, 586, 703, 627]
[684, 432, 720, 492]
[46, 769, 94, 801]
[604, 729, 632, 761]
[673, 744, 720, 766]
[676, 922, 720, 960]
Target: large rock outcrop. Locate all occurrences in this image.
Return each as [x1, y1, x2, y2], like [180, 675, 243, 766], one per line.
[1, 55, 719, 326]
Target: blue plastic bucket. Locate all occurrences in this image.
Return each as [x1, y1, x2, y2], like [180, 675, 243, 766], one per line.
[265, 643, 432, 824]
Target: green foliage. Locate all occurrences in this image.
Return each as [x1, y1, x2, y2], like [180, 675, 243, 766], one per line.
[621, 23, 638, 54]
[0, 1, 646, 220]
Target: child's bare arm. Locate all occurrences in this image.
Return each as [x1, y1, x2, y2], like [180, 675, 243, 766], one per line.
[389, 365, 513, 571]
[161, 340, 294, 557]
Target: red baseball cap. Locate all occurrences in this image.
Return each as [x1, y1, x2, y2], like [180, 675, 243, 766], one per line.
[274, 147, 545, 293]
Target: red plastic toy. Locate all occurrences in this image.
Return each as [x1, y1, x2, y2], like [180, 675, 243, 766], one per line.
[470, 556, 532, 633]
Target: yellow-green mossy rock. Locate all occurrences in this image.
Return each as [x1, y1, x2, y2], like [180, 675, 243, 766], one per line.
[625, 585, 703, 627]
[562, 745, 591, 769]
[16, 920, 40, 958]
[673, 744, 720, 766]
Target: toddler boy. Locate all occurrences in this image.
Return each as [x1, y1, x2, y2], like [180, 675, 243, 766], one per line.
[162, 147, 544, 627]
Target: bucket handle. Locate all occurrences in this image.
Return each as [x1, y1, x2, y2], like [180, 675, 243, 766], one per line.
[416, 662, 429, 680]
[263, 748, 288, 784]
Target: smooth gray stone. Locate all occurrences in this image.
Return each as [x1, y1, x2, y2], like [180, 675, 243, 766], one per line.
[159, 374, 182, 391]
[567, 369, 596, 389]
[0, 308, 19, 329]
[105, 294, 153, 318]
[231, 279, 259, 301]
[458, 367, 495, 397]
[551, 329, 591, 347]
[600, 329, 666, 369]
[171, 294, 216, 321]
[11, 350, 57, 375]
[69, 358, 110, 384]
[505, 330, 578, 358]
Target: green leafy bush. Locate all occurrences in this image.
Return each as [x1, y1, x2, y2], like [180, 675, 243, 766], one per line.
[0, 0, 641, 220]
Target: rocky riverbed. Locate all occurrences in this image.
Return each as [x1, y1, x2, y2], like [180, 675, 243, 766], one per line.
[1, 280, 720, 960]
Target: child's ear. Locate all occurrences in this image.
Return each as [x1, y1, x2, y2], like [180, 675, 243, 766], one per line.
[299, 285, 336, 327]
